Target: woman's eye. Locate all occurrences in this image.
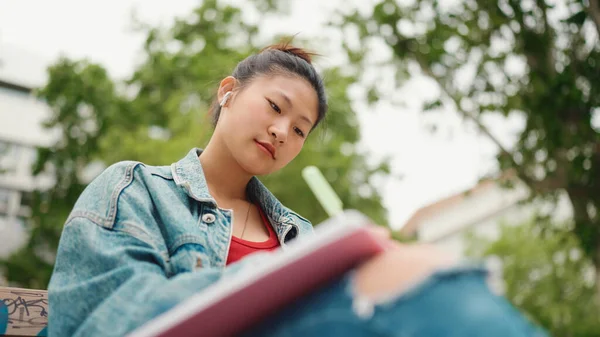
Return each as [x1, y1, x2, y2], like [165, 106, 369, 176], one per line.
[294, 127, 306, 138]
[267, 99, 281, 113]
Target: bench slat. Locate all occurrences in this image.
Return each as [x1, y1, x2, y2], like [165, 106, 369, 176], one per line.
[0, 287, 47, 337]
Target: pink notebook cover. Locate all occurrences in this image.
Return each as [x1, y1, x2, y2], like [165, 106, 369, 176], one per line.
[128, 213, 386, 337]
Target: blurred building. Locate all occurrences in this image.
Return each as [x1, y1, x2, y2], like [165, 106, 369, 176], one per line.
[0, 43, 55, 259]
[399, 173, 573, 291]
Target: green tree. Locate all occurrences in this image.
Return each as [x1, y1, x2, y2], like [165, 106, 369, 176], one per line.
[335, 0, 600, 298]
[0, 0, 389, 288]
[467, 217, 600, 336]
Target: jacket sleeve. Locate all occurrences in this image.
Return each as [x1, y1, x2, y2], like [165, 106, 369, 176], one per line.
[48, 215, 278, 337]
[47, 164, 276, 337]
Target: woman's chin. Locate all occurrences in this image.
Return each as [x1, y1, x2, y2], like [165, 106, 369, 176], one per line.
[239, 158, 276, 176]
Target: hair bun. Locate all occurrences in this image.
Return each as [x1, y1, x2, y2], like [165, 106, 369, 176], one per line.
[261, 42, 316, 64]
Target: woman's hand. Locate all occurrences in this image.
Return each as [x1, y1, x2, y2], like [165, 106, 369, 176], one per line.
[365, 225, 401, 251]
[356, 228, 457, 300]
[365, 225, 392, 241]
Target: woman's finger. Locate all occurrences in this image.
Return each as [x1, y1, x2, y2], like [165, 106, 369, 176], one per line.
[366, 225, 391, 239]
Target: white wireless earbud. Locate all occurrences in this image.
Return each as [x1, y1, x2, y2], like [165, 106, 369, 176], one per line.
[219, 91, 232, 107]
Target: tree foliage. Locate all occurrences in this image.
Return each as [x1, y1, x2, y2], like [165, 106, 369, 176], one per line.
[1, 0, 389, 288]
[467, 217, 600, 336]
[336, 0, 600, 294]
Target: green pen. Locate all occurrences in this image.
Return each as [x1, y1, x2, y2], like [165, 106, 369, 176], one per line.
[301, 166, 343, 218]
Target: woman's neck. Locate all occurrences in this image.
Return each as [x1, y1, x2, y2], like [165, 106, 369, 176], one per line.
[199, 140, 252, 203]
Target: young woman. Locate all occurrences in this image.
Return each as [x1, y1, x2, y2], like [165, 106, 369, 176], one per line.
[48, 43, 547, 337]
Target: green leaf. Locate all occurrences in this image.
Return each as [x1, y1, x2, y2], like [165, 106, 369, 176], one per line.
[562, 11, 586, 26]
[423, 99, 443, 111]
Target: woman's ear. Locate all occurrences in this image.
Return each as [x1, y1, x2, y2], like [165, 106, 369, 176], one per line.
[218, 76, 237, 106]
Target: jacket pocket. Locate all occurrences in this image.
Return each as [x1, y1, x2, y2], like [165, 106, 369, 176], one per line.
[167, 237, 209, 277]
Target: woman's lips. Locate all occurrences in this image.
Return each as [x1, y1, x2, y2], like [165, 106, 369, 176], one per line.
[255, 140, 275, 159]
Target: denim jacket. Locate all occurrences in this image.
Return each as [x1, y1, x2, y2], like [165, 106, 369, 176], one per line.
[47, 148, 314, 337]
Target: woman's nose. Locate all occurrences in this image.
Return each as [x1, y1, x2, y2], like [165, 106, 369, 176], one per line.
[269, 124, 288, 143]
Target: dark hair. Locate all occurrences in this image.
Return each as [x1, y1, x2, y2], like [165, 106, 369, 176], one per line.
[211, 42, 327, 130]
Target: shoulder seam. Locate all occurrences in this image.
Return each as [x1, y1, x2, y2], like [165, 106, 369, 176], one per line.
[106, 161, 145, 227]
[64, 215, 169, 261]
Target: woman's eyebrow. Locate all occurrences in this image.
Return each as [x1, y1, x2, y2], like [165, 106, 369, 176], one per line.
[300, 115, 314, 126]
[277, 91, 293, 108]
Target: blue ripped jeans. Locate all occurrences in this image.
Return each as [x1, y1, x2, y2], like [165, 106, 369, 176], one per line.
[244, 265, 548, 337]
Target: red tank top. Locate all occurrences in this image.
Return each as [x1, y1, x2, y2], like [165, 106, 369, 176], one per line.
[226, 205, 280, 265]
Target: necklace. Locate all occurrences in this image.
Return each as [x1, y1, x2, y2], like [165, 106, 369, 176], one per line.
[240, 202, 252, 239]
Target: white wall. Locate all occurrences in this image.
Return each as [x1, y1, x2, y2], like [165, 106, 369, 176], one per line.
[419, 182, 573, 256]
[419, 182, 530, 244]
[0, 216, 27, 258]
[0, 42, 47, 88]
[0, 61, 57, 259]
[0, 87, 58, 147]
[415, 181, 574, 294]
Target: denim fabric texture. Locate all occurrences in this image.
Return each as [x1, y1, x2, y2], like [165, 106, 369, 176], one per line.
[49, 148, 547, 337]
[48, 148, 313, 337]
[244, 265, 549, 337]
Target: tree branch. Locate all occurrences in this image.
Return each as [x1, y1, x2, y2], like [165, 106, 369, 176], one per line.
[587, 0, 600, 39]
[416, 59, 517, 160]
[414, 55, 549, 192]
[536, 0, 556, 75]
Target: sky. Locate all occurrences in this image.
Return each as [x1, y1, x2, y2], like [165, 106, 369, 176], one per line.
[0, 0, 521, 229]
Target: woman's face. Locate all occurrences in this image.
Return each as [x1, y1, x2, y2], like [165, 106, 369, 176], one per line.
[214, 74, 319, 176]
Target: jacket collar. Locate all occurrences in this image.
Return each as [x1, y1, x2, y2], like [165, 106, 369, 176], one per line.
[171, 148, 214, 203]
[171, 148, 313, 243]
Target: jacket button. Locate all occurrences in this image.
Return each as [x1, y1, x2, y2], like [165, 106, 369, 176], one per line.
[202, 213, 216, 224]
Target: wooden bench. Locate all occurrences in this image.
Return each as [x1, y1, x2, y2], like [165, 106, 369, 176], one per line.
[0, 287, 47, 337]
